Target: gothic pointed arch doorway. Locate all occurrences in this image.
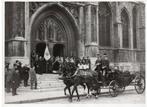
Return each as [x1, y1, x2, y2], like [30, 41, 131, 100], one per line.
[29, 3, 80, 73]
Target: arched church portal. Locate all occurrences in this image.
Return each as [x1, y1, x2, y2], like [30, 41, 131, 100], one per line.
[30, 3, 80, 61]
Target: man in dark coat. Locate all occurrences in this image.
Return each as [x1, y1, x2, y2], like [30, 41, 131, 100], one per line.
[15, 60, 22, 84]
[11, 64, 20, 96]
[95, 53, 102, 81]
[37, 56, 44, 74]
[101, 53, 110, 85]
[5, 62, 12, 93]
[22, 65, 30, 87]
[101, 54, 110, 74]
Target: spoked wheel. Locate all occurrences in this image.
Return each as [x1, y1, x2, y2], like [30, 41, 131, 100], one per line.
[134, 75, 145, 94]
[109, 80, 119, 97]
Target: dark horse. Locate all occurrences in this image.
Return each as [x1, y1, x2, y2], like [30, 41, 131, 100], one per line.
[59, 63, 86, 99]
[69, 69, 101, 102]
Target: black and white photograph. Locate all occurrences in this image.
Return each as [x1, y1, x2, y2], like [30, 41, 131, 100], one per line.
[3, 0, 146, 105]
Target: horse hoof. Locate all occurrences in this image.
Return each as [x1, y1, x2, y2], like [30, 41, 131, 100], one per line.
[95, 95, 99, 99]
[77, 99, 80, 102]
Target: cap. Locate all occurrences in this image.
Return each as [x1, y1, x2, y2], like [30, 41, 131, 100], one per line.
[103, 53, 107, 55]
[13, 63, 17, 66]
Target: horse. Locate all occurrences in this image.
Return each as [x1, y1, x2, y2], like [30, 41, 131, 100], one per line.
[69, 69, 101, 102]
[59, 62, 86, 98]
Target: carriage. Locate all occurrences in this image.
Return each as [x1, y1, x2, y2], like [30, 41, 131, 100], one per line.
[59, 63, 145, 101]
[96, 69, 145, 97]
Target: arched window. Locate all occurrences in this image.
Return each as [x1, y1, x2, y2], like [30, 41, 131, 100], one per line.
[99, 2, 111, 46]
[121, 9, 129, 48]
[132, 6, 137, 48]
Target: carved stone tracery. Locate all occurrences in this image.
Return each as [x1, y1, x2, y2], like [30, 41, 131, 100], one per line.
[36, 17, 66, 42]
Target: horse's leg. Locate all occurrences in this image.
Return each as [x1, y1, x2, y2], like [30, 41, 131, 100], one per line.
[94, 86, 101, 99]
[81, 83, 86, 94]
[70, 85, 76, 102]
[67, 87, 72, 97]
[86, 84, 90, 98]
[75, 86, 80, 101]
[64, 86, 68, 95]
[82, 84, 86, 90]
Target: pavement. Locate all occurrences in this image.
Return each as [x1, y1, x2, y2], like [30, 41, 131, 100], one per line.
[5, 84, 137, 104]
[34, 90, 145, 104]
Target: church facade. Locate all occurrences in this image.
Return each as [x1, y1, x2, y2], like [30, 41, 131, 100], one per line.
[5, 2, 145, 72]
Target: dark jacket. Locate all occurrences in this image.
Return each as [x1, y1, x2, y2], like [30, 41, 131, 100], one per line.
[95, 59, 102, 71]
[11, 68, 20, 88]
[22, 66, 30, 80]
[29, 68, 37, 83]
[101, 59, 109, 70]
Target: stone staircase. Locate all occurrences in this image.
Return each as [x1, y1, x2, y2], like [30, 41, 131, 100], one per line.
[36, 74, 65, 91]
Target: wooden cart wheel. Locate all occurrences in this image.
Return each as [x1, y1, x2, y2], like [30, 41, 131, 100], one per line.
[109, 80, 119, 97]
[134, 75, 145, 94]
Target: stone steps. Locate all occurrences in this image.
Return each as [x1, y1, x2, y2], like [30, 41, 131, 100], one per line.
[36, 74, 65, 89]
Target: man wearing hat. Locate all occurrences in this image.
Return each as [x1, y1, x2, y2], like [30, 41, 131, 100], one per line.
[95, 53, 102, 81]
[22, 64, 30, 87]
[101, 53, 110, 85]
[11, 63, 20, 96]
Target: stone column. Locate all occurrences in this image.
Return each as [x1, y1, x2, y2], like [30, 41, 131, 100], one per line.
[96, 4, 99, 53]
[136, 5, 140, 49]
[85, 5, 91, 44]
[130, 13, 133, 49]
[20, 3, 25, 37]
[114, 3, 122, 48]
[6, 2, 28, 67]
[25, 2, 30, 59]
[78, 6, 85, 58]
[85, 4, 92, 56]
[113, 3, 123, 63]
[84, 4, 99, 57]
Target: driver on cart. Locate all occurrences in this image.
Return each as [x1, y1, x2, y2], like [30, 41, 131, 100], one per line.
[95, 53, 102, 81]
[101, 53, 110, 86]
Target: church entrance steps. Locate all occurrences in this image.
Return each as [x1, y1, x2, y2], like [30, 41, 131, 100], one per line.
[19, 74, 65, 90]
[35, 74, 65, 89]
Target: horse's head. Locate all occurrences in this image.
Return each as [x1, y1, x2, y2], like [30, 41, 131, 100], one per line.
[59, 64, 70, 77]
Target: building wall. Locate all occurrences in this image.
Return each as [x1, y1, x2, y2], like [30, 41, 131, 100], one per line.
[5, 2, 145, 72]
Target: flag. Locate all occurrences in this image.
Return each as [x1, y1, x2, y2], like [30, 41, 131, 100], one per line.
[44, 45, 50, 61]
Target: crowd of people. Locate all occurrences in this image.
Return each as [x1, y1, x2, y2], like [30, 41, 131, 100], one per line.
[5, 52, 112, 96]
[5, 60, 37, 96]
[31, 52, 92, 74]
